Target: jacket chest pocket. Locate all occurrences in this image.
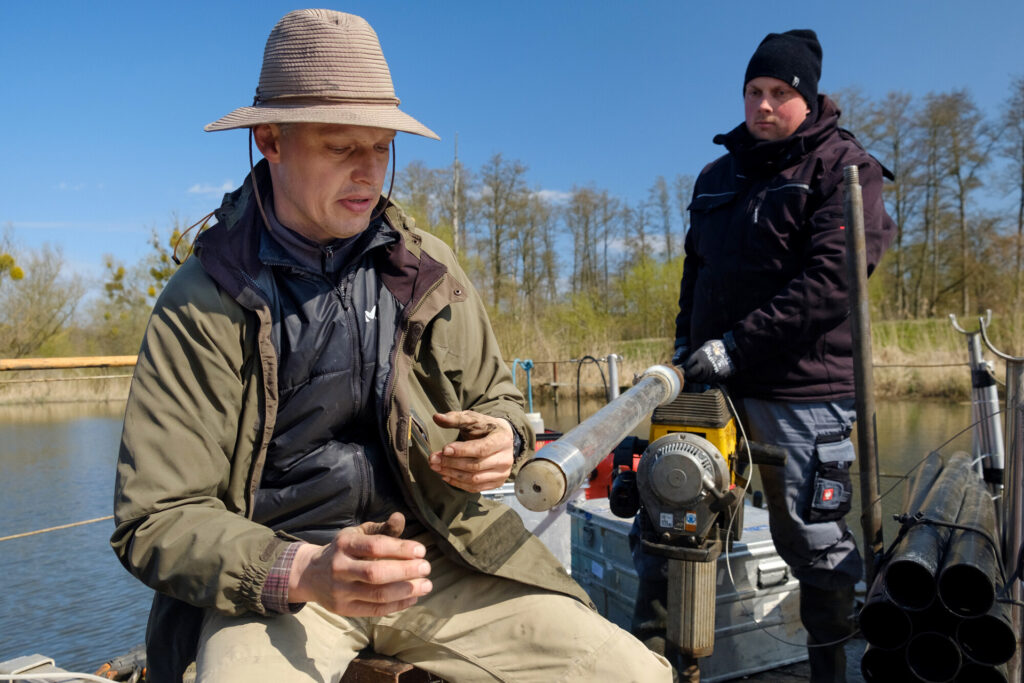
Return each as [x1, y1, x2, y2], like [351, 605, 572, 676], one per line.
[742, 183, 812, 270]
[688, 191, 738, 263]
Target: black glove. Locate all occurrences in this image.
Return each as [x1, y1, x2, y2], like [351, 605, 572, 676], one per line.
[682, 339, 735, 384]
[671, 337, 689, 366]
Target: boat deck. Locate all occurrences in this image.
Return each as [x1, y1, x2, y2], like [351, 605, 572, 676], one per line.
[739, 637, 866, 682]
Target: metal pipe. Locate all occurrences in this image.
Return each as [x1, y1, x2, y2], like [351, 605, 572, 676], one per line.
[907, 598, 962, 641]
[938, 479, 1000, 617]
[886, 452, 973, 610]
[860, 572, 913, 650]
[515, 365, 682, 511]
[605, 353, 621, 401]
[843, 164, 884, 582]
[860, 644, 916, 683]
[902, 452, 945, 516]
[955, 661, 1008, 683]
[905, 631, 962, 683]
[956, 600, 1017, 666]
[978, 318, 1023, 683]
[950, 312, 1005, 501]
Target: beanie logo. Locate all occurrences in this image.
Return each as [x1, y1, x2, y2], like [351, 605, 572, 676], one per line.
[792, 75, 800, 88]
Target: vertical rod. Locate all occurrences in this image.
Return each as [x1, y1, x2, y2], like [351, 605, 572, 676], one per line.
[843, 165, 884, 583]
[1002, 361, 1023, 683]
[606, 353, 621, 401]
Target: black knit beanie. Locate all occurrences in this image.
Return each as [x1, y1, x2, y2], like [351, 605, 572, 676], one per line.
[744, 29, 822, 112]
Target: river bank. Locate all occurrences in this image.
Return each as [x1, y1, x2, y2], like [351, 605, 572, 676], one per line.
[0, 316, 1015, 404]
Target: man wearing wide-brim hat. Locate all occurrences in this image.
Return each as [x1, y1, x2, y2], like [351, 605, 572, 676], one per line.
[111, 9, 671, 683]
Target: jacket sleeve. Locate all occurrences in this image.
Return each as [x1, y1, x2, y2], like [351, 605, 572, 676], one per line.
[419, 232, 533, 452]
[728, 156, 894, 366]
[110, 261, 289, 616]
[675, 226, 698, 344]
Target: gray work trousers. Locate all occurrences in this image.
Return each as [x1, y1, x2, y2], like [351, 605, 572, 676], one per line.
[739, 396, 862, 590]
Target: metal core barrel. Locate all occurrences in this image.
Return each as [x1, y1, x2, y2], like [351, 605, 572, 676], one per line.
[515, 364, 682, 511]
[955, 661, 1009, 683]
[860, 644, 915, 683]
[860, 573, 913, 650]
[937, 480, 1000, 617]
[886, 451, 973, 610]
[906, 631, 962, 683]
[956, 601, 1017, 666]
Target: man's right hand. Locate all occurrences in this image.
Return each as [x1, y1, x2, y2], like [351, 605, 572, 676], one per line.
[287, 512, 433, 616]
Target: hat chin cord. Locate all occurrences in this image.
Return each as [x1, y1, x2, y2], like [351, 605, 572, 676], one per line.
[247, 130, 397, 234]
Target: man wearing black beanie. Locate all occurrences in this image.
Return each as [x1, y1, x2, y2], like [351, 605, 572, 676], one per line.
[631, 29, 896, 682]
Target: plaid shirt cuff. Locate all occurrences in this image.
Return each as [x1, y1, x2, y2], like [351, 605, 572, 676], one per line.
[261, 542, 303, 614]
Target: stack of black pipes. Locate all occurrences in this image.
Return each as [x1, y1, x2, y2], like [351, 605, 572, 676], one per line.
[859, 451, 1017, 682]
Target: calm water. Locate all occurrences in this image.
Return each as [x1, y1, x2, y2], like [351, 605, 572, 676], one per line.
[0, 398, 974, 672]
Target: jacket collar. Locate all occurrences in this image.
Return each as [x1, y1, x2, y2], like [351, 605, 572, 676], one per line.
[714, 95, 841, 177]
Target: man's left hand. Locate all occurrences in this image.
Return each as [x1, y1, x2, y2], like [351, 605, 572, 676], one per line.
[429, 410, 514, 493]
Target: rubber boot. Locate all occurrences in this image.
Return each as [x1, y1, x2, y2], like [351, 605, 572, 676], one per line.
[799, 581, 855, 683]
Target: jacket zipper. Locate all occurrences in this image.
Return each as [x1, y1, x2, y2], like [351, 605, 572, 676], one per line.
[383, 276, 447, 455]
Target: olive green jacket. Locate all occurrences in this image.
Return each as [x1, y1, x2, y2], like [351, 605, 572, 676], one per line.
[111, 170, 590, 677]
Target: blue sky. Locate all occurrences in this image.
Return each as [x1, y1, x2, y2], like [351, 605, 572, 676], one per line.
[2, 1, 1022, 279]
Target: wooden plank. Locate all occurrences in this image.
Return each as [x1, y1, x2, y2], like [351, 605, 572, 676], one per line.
[340, 653, 441, 683]
[0, 356, 137, 371]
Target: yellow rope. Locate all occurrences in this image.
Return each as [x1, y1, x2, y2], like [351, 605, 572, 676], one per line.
[0, 515, 114, 542]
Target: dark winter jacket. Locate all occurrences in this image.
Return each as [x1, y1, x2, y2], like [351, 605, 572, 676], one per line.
[676, 96, 894, 401]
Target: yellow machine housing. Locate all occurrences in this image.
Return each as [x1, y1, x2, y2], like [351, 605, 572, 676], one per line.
[649, 388, 738, 485]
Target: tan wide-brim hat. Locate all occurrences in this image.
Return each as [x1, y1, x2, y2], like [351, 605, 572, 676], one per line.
[205, 9, 439, 140]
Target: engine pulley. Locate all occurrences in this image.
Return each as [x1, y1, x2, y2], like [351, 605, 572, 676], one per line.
[636, 432, 730, 544]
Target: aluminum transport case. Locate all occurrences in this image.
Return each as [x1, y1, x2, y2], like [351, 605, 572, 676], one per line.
[484, 482, 583, 569]
[569, 497, 808, 682]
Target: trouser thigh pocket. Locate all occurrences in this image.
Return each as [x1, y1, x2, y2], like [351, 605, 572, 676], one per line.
[806, 434, 855, 524]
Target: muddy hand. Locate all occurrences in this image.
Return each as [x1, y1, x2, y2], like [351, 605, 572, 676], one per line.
[429, 410, 514, 493]
[287, 512, 432, 616]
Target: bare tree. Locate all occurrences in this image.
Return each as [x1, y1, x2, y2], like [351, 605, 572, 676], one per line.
[395, 160, 439, 226]
[565, 186, 601, 298]
[999, 75, 1024, 309]
[865, 91, 919, 317]
[476, 154, 528, 310]
[930, 90, 993, 316]
[831, 85, 872, 142]
[513, 192, 555, 317]
[649, 176, 673, 260]
[673, 174, 694, 240]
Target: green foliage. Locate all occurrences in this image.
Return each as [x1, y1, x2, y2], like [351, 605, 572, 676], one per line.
[1, 227, 25, 285]
[0, 243, 83, 358]
[614, 256, 683, 340]
[77, 221, 192, 355]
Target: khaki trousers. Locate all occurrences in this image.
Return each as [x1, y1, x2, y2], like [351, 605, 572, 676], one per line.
[196, 542, 671, 683]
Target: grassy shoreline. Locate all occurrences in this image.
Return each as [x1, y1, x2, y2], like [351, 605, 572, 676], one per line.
[501, 317, 1022, 404]
[0, 318, 1018, 405]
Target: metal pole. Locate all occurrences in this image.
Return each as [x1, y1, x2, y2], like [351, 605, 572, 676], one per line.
[950, 312, 1005, 518]
[843, 165, 884, 582]
[605, 353, 621, 401]
[978, 319, 1023, 683]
